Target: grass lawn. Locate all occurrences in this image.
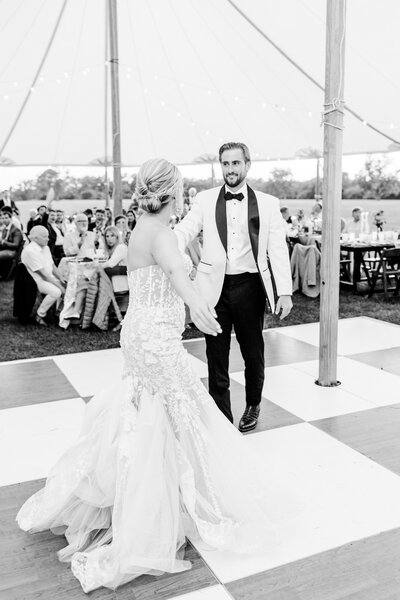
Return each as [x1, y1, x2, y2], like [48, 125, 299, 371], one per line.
[1, 278, 399, 362]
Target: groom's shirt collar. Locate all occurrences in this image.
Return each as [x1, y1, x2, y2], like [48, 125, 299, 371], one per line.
[224, 182, 247, 199]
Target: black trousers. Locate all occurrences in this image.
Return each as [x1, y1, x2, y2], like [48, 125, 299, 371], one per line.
[205, 272, 266, 422]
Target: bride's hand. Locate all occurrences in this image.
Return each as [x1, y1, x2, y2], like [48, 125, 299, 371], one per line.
[189, 300, 221, 336]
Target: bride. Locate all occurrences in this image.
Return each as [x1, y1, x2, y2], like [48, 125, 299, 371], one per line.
[17, 159, 276, 593]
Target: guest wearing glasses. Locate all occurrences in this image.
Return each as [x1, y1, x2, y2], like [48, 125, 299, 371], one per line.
[63, 213, 96, 259]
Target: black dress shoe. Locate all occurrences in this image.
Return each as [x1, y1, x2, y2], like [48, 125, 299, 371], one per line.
[238, 404, 260, 432]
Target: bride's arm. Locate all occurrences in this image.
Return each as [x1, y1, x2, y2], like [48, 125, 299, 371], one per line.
[152, 228, 221, 336]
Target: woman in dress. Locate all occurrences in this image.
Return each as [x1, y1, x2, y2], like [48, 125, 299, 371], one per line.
[17, 158, 276, 593]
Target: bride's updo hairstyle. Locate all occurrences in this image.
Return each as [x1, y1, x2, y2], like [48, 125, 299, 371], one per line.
[136, 158, 183, 214]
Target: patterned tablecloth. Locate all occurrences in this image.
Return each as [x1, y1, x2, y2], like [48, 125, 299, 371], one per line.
[58, 258, 99, 329]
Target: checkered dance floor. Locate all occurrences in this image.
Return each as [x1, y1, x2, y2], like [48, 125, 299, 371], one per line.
[2, 317, 400, 599]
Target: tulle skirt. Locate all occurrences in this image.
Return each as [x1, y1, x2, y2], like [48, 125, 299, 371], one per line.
[17, 374, 277, 592]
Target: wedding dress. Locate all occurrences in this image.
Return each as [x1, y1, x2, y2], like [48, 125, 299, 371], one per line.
[17, 257, 276, 593]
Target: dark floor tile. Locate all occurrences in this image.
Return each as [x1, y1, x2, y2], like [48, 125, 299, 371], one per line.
[312, 404, 400, 476]
[185, 331, 318, 372]
[201, 378, 302, 433]
[349, 347, 400, 377]
[1, 480, 218, 600]
[0, 360, 79, 410]
[226, 527, 400, 600]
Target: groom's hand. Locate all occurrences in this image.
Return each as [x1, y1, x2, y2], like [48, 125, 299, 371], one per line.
[275, 295, 292, 320]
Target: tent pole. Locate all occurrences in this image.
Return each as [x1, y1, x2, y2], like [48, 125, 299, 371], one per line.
[317, 0, 346, 386]
[104, 0, 109, 208]
[108, 0, 122, 216]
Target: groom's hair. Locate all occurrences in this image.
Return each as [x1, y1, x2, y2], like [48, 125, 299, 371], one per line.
[218, 142, 251, 163]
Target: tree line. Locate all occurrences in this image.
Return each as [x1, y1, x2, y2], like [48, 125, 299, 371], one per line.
[10, 156, 400, 202]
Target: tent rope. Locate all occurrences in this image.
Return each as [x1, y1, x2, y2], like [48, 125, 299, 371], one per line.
[226, 0, 400, 146]
[0, 0, 69, 158]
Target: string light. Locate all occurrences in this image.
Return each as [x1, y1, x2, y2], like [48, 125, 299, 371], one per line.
[281, 106, 286, 112]
[362, 120, 367, 126]
[308, 111, 313, 117]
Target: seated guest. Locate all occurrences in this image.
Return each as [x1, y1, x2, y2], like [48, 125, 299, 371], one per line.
[105, 207, 113, 227]
[114, 214, 130, 244]
[27, 205, 48, 233]
[280, 206, 293, 224]
[21, 226, 65, 326]
[126, 209, 136, 231]
[89, 208, 106, 253]
[101, 225, 128, 292]
[0, 207, 23, 278]
[344, 206, 362, 236]
[63, 213, 96, 258]
[46, 209, 65, 265]
[55, 209, 68, 234]
[0, 190, 18, 212]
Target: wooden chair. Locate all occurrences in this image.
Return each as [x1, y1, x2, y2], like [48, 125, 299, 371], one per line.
[339, 251, 352, 283]
[368, 248, 400, 299]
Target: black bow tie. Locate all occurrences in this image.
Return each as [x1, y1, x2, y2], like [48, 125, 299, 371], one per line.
[224, 191, 244, 202]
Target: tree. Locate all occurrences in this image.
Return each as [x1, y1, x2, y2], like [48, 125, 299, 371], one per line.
[35, 169, 64, 200]
[355, 157, 400, 199]
[266, 167, 294, 199]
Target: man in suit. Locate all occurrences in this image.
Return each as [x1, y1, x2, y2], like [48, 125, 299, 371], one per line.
[0, 190, 18, 212]
[0, 207, 24, 278]
[175, 142, 292, 432]
[46, 208, 65, 265]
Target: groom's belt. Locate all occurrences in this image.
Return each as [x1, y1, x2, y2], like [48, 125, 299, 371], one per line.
[223, 272, 259, 284]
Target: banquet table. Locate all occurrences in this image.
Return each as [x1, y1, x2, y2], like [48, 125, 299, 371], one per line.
[340, 242, 395, 292]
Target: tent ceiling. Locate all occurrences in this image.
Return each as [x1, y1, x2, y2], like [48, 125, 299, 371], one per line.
[0, 0, 399, 166]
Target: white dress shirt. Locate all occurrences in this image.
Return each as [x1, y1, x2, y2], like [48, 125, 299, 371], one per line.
[50, 222, 64, 246]
[225, 184, 257, 275]
[21, 241, 54, 285]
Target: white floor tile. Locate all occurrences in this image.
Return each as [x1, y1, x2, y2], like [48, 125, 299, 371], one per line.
[172, 586, 232, 600]
[231, 365, 374, 421]
[0, 399, 85, 487]
[279, 317, 400, 355]
[53, 348, 208, 397]
[291, 357, 400, 409]
[196, 423, 400, 583]
[54, 348, 123, 397]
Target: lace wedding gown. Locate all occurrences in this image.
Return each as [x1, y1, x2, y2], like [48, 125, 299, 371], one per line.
[17, 258, 276, 593]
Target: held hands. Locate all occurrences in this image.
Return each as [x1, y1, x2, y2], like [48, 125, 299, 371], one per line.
[275, 295, 292, 320]
[189, 299, 222, 336]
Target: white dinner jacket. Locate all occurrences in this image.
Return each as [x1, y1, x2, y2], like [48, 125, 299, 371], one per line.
[175, 184, 292, 311]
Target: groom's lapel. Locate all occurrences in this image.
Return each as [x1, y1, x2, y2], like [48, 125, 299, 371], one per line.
[215, 186, 227, 253]
[247, 184, 260, 264]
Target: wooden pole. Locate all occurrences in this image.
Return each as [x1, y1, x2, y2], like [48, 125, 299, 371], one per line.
[318, 0, 346, 386]
[104, 0, 109, 208]
[108, 0, 122, 217]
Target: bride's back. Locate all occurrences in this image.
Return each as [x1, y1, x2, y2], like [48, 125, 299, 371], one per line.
[127, 216, 163, 272]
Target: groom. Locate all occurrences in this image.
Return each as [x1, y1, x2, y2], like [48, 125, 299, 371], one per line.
[175, 142, 292, 432]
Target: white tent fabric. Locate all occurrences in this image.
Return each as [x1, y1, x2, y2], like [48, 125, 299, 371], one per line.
[0, 0, 399, 166]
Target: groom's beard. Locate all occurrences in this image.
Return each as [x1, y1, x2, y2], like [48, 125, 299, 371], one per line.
[223, 172, 246, 189]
